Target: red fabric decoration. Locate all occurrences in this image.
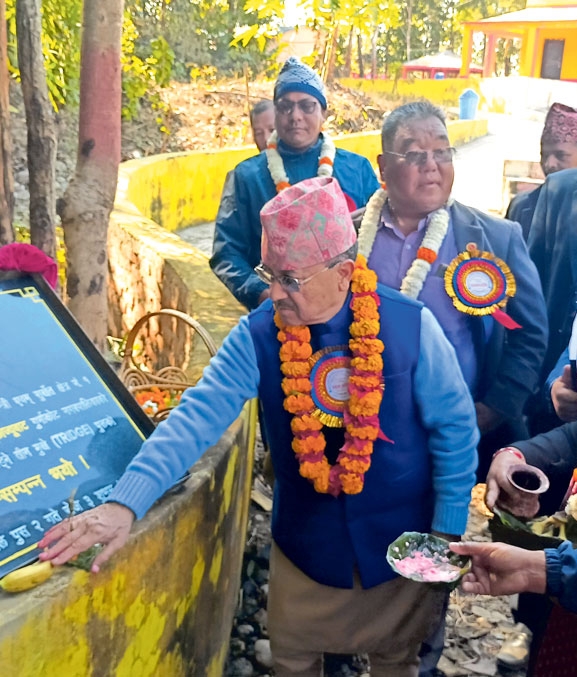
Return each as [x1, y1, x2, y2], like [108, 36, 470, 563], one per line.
[0, 243, 58, 289]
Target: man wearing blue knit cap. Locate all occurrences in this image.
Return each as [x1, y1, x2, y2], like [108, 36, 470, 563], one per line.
[210, 57, 380, 310]
[274, 55, 328, 109]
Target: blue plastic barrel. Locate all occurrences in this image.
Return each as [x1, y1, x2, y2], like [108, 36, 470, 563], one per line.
[458, 88, 480, 120]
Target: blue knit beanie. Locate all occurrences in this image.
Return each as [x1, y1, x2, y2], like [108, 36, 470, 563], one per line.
[274, 57, 327, 109]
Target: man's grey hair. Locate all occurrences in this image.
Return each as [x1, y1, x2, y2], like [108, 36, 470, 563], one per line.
[250, 99, 274, 124]
[381, 100, 446, 151]
[330, 242, 358, 266]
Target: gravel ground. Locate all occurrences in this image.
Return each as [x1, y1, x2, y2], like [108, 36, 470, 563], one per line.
[225, 436, 528, 677]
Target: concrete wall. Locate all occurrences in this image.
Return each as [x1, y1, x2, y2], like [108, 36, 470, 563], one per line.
[117, 118, 488, 236]
[107, 205, 246, 375]
[536, 27, 577, 81]
[339, 76, 483, 107]
[0, 403, 257, 677]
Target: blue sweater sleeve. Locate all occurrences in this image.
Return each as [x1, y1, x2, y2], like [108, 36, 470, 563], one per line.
[108, 316, 260, 519]
[546, 541, 577, 614]
[413, 307, 480, 535]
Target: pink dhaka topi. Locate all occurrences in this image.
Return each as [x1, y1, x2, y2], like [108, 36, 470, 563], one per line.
[542, 102, 577, 145]
[260, 176, 356, 271]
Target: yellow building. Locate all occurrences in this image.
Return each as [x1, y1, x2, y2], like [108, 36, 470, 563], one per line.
[460, 0, 577, 81]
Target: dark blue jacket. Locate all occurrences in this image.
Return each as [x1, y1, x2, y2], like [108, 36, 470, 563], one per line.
[506, 185, 542, 242]
[528, 168, 577, 381]
[210, 137, 380, 310]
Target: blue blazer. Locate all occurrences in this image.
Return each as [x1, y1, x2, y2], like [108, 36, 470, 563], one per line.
[528, 168, 577, 379]
[449, 201, 548, 420]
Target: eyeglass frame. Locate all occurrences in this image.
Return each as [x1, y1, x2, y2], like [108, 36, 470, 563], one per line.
[274, 98, 320, 116]
[254, 262, 335, 293]
[384, 147, 457, 167]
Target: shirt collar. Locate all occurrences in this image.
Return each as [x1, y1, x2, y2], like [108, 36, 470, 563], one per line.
[277, 136, 322, 157]
[380, 202, 429, 240]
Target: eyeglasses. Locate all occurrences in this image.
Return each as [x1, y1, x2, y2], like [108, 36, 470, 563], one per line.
[254, 263, 331, 293]
[275, 99, 319, 116]
[385, 147, 456, 166]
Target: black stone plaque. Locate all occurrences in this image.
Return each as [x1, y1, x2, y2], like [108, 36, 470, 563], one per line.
[0, 273, 154, 577]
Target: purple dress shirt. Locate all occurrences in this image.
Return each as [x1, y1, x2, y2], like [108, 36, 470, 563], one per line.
[368, 204, 479, 395]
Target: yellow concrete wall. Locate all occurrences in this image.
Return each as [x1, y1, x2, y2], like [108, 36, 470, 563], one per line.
[118, 147, 258, 233]
[339, 76, 482, 106]
[0, 403, 257, 677]
[118, 118, 488, 232]
[519, 26, 538, 78]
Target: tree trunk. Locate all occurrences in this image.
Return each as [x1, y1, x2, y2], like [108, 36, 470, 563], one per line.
[406, 0, 413, 62]
[0, 0, 14, 244]
[325, 24, 339, 83]
[370, 25, 378, 80]
[504, 39, 511, 77]
[344, 26, 354, 77]
[16, 0, 57, 257]
[357, 32, 364, 79]
[58, 0, 123, 351]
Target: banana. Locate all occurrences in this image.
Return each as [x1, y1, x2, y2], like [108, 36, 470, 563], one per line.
[0, 560, 54, 593]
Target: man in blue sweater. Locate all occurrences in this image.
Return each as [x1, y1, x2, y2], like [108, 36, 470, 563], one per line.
[40, 178, 478, 676]
[210, 57, 380, 310]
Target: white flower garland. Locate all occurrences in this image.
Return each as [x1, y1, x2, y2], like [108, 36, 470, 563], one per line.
[358, 187, 450, 300]
[358, 187, 387, 260]
[265, 131, 336, 192]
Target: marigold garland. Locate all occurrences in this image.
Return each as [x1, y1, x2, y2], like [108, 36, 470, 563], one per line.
[275, 254, 386, 497]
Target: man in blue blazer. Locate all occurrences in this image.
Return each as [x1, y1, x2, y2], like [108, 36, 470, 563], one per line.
[360, 100, 547, 482]
[506, 103, 577, 241]
[358, 99, 547, 676]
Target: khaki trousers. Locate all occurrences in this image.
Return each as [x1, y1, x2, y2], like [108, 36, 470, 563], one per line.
[268, 541, 446, 677]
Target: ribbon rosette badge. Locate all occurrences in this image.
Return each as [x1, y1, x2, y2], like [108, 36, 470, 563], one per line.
[310, 346, 351, 428]
[444, 243, 522, 330]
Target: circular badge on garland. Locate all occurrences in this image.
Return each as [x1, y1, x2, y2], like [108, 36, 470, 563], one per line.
[309, 346, 351, 427]
[444, 244, 521, 329]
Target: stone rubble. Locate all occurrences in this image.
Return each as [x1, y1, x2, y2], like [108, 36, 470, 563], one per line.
[225, 445, 527, 677]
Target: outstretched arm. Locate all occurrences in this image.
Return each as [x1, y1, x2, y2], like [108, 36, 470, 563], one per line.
[450, 541, 547, 597]
[413, 307, 479, 539]
[39, 317, 261, 570]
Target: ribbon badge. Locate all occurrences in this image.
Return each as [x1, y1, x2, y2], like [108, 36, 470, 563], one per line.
[309, 346, 351, 428]
[444, 243, 522, 330]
